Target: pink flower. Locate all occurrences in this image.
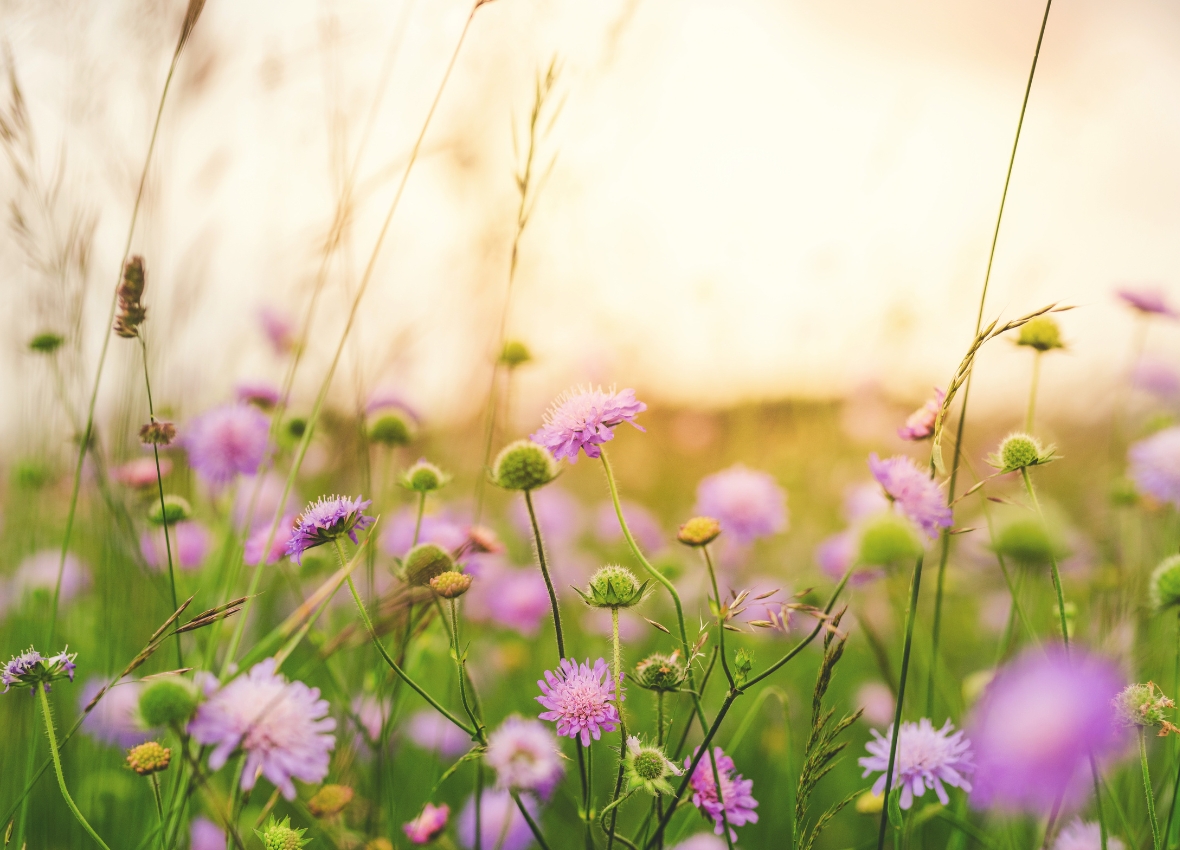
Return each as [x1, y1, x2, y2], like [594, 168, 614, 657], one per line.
[244, 515, 296, 566]
[1117, 287, 1178, 319]
[258, 307, 298, 354]
[686, 746, 759, 840]
[486, 716, 564, 796]
[404, 802, 449, 844]
[898, 388, 945, 441]
[693, 465, 787, 545]
[531, 386, 646, 463]
[536, 658, 621, 746]
[868, 454, 952, 540]
[185, 404, 269, 487]
[113, 457, 172, 488]
[140, 521, 211, 571]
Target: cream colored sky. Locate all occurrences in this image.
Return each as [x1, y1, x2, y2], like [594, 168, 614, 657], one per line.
[3, 0, 1180, 441]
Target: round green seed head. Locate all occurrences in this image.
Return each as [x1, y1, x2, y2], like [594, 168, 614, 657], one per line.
[858, 514, 922, 567]
[999, 433, 1041, 471]
[635, 653, 686, 691]
[402, 460, 449, 493]
[1113, 682, 1175, 729]
[138, 678, 199, 727]
[584, 565, 645, 609]
[1151, 555, 1180, 610]
[993, 517, 1059, 566]
[633, 749, 665, 781]
[492, 440, 558, 491]
[403, 543, 455, 586]
[500, 340, 533, 368]
[1017, 316, 1065, 352]
[677, 516, 722, 547]
[147, 495, 192, 526]
[369, 413, 414, 447]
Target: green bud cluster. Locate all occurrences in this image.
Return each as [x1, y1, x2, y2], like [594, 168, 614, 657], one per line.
[492, 440, 558, 491]
[147, 495, 192, 526]
[577, 565, 648, 609]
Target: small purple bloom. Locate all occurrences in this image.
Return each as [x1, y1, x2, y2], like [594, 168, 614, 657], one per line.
[78, 678, 154, 748]
[381, 505, 468, 558]
[113, 457, 172, 488]
[859, 718, 974, 809]
[366, 387, 420, 419]
[595, 500, 664, 552]
[1052, 819, 1126, 850]
[190, 817, 224, 850]
[244, 515, 296, 566]
[1117, 287, 1178, 319]
[1133, 357, 1180, 399]
[187, 658, 336, 799]
[350, 694, 390, 754]
[531, 386, 646, 463]
[868, 453, 952, 539]
[536, 657, 621, 746]
[967, 647, 1126, 814]
[404, 802, 449, 844]
[406, 709, 472, 758]
[3, 646, 76, 695]
[898, 388, 945, 441]
[258, 306, 298, 355]
[1128, 426, 1180, 508]
[185, 404, 270, 487]
[670, 837, 728, 850]
[480, 566, 552, 637]
[686, 746, 759, 840]
[856, 682, 896, 728]
[235, 380, 281, 409]
[2, 551, 91, 616]
[457, 789, 538, 850]
[693, 464, 788, 545]
[486, 715, 565, 797]
[141, 520, 211, 571]
[286, 494, 374, 563]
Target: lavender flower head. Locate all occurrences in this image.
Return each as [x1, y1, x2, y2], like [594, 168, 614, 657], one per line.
[536, 657, 621, 746]
[486, 715, 565, 797]
[868, 453, 951, 540]
[190, 817, 224, 850]
[404, 803, 449, 845]
[1117, 287, 1179, 319]
[693, 464, 788, 545]
[114, 456, 172, 488]
[286, 495, 373, 563]
[859, 718, 974, 809]
[1133, 357, 1180, 400]
[967, 647, 1126, 814]
[670, 837, 728, 850]
[5, 550, 91, 612]
[258, 306, 298, 354]
[187, 658, 336, 799]
[1128, 426, 1180, 508]
[466, 560, 555, 637]
[407, 709, 472, 758]
[244, 514, 296, 566]
[509, 486, 584, 549]
[686, 746, 759, 840]
[3, 646, 76, 694]
[531, 386, 646, 463]
[457, 789, 538, 850]
[350, 694, 389, 754]
[185, 404, 270, 487]
[235, 380, 281, 409]
[141, 520, 211, 571]
[898, 388, 945, 441]
[78, 678, 153, 748]
[1052, 819, 1126, 850]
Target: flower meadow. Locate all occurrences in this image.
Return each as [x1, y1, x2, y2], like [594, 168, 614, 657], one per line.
[5, 3, 1180, 850]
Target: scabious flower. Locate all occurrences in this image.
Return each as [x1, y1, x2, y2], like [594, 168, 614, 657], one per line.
[381, 505, 469, 557]
[670, 837, 727, 850]
[78, 678, 154, 747]
[406, 709, 471, 758]
[286, 495, 373, 563]
[3, 646, 76, 694]
[1117, 287, 1178, 319]
[1133, 357, 1180, 399]
[625, 736, 682, 795]
[858, 718, 974, 809]
[141, 520, 211, 571]
[236, 380, 281, 409]
[244, 515, 296, 566]
[968, 647, 1126, 813]
[686, 746, 759, 840]
[350, 694, 389, 754]
[114, 457, 172, 487]
[185, 404, 270, 487]
[693, 464, 788, 545]
[815, 530, 883, 587]
[1129, 427, 1180, 508]
[536, 657, 621, 746]
[457, 789, 537, 850]
[191, 817, 223, 850]
[856, 682, 896, 728]
[868, 454, 951, 540]
[1052, 819, 1126, 850]
[404, 803, 449, 844]
[126, 741, 171, 775]
[465, 559, 553, 636]
[531, 386, 646, 463]
[898, 388, 945, 441]
[259, 306, 298, 354]
[5, 550, 91, 611]
[187, 659, 336, 799]
[486, 716, 565, 796]
[1113, 682, 1177, 733]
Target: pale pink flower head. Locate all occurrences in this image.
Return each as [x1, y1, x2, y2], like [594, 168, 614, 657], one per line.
[486, 715, 565, 797]
[8, 550, 90, 609]
[856, 682, 896, 728]
[190, 817, 223, 850]
[78, 677, 154, 748]
[235, 380, 281, 409]
[671, 836, 728, 850]
[531, 386, 646, 463]
[244, 515, 296, 566]
[868, 453, 952, 540]
[693, 464, 787, 545]
[187, 658, 336, 799]
[1117, 286, 1178, 319]
[536, 657, 621, 746]
[686, 746, 759, 840]
[185, 404, 270, 487]
[407, 709, 472, 758]
[258, 306, 298, 355]
[457, 789, 537, 850]
[898, 388, 945, 441]
[1052, 819, 1126, 850]
[114, 457, 172, 488]
[141, 521, 211, 571]
[404, 802, 449, 844]
[859, 718, 974, 810]
[1129, 426, 1180, 508]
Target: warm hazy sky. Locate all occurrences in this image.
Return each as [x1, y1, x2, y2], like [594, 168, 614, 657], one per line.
[3, 0, 1180, 440]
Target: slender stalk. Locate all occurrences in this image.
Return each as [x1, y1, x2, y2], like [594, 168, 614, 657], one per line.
[1022, 469, 1069, 645]
[1026, 350, 1043, 433]
[38, 688, 112, 850]
[1166, 613, 1180, 844]
[524, 489, 565, 658]
[1142, 729, 1162, 850]
[605, 607, 629, 850]
[1089, 756, 1108, 850]
[413, 491, 427, 547]
[703, 546, 736, 689]
[876, 555, 925, 850]
[510, 790, 553, 850]
[448, 598, 484, 736]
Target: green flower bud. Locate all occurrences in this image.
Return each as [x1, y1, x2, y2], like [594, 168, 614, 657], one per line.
[284, 417, 308, 441]
[1113, 682, 1176, 731]
[492, 440, 558, 491]
[401, 459, 450, 493]
[403, 543, 456, 587]
[499, 340, 532, 368]
[147, 495, 192, 526]
[988, 432, 1056, 474]
[368, 412, 414, 447]
[138, 678, 199, 727]
[677, 516, 721, 547]
[1151, 555, 1180, 610]
[623, 736, 682, 796]
[992, 517, 1062, 567]
[29, 332, 65, 354]
[577, 565, 648, 609]
[12, 458, 53, 490]
[308, 784, 354, 818]
[256, 816, 309, 850]
[1016, 316, 1065, 352]
[635, 652, 686, 692]
[858, 514, 923, 567]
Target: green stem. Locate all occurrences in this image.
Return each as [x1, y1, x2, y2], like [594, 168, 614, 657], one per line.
[38, 687, 112, 850]
[1089, 755, 1108, 850]
[1142, 729, 1162, 850]
[524, 489, 566, 659]
[1021, 468, 1069, 646]
[703, 546, 736, 689]
[606, 607, 628, 850]
[1026, 350, 1042, 434]
[448, 599, 484, 736]
[1167, 613, 1180, 845]
[413, 491, 427, 547]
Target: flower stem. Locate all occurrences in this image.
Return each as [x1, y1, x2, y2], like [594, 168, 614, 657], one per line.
[1021, 468, 1070, 646]
[448, 598, 484, 736]
[1026, 350, 1043, 434]
[1141, 729, 1162, 850]
[703, 545, 736, 689]
[38, 687, 112, 850]
[524, 489, 565, 659]
[413, 491, 427, 547]
[606, 607, 628, 850]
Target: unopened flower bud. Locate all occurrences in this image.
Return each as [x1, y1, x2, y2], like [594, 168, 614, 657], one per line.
[993, 518, 1060, 567]
[858, 514, 923, 567]
[1016, 316, 1065, 352]
[28, 332, 65, 354]
[578, 565, 647, 609]
[635, 652, 686, 692]
[492, 440, 558, 491]
[989, 432, 1056, 474]
[369, 412, 414, 447]
[147, 495, 191, 526]
[308, 784, 354, 818]
[138, 678, 199, 727]
[1113, 682, 1177, 732]
[256, 816, 309, 850]
[1152, 555, 1180, 611]
[139, 420, 177, 447]
[430, 570, 473, 599]
[401, 459, 449, 493]
[126, 741, 171, 775]
[677, 516, 721, 547]
[499, 340, 532, 368]
[403, 543, 455, 587]
[113, 256, 148, 339]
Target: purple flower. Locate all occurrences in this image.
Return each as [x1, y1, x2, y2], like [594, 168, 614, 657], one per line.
[2, 551, 91, 616]
[967, 647, 1126, 814]
[185, 404, 270, 487]
[457, 789, 538, 850]
[78, 678, 153, 748]
[233, 473, 300, 532]
[856, 682, 896, 728]
[113, 457, 172, 488]
[244, 515, 296, 566]
[859, 718, 974, 809]
[509, 487, 584, 549]
[381, 505, 468, 558]
[235, 380, 281, 409]
[1133, 357, 1180, 399]
[1052, 819, 1126, 850]
[366, 387, 420, 419]
[693, 464, 788, 545]
[686, 746, 759, 840]
[670, 837, 728, 850]
[531, 386, 646, 463]
[286, 495, 374, 563]
[595, 500, 664, 552]
[140, 521, 211, 571]
[404, 802, 449, 844]
[258, 306, 298, 355]
[187, 658, 336, 799]
[1117, 287, 1178, 319]
[467, 560, 553, 637]
[407, 709, 472, 758]
[898, 388, 945, 441]
[842, 482, 890, 523]
[1129, 427, 1180, 508]
[815, 530, 882, 587]
[486, 716, 565, 797]
[868, 454, 952, 539]
[536, 657, 621, 746]
[190, 817, 224, 850]
[2, 646, 76, 695]
[350, 694, 390, 754]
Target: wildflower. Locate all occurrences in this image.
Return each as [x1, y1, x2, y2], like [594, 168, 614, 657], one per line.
[463, 525, 504, 555]
[858, 718, 974, 809]
[677, 516, 721, 547]
[308, 784, 354, 818]
[2, 646, 76, 695]
[467, 562, 553, 636]
[139, 419, 177, 446]
[486, 716, 565, 796]
[868, 454, 952, 540]
[146, 494, 192, 526]
[670, 836, 727, 850]
[403, 543, 456, 587]
[369, 411, 415, 447]
[1017, 316, 1065, 352]
[685, 746, 759, 840]
[126, 741, 171, 775]
[401, 459, 449, 493]
[235, 380, 281, 409]
[380, 505, 468, 557]
[28, 331, 65, 354]
[256, 816, 309, 850]
[625, 736, 681, 795]
[536, 657, 621, 745]
[531, 386, 646, 463]
[114, 456, 172, 487]
[1052, 819, 1126, 850]
[856, 682, 896, 728]
[258, 307, 298, 355]
[576, 565, 647, 609]
[1151, 555, 1180, 610]
[1129, 426, 1180, 508]
[191, 817, 223, 850]
[138, 678, 199, 728]
[898, 388, 945, 441]
[1132, 357, 1180, 399]
[187, 658, 336, 799]
[988, 432, 1057, 474]
[693, 465, 787, 545]
[429, 570, 473, 599]
[185, 404, 269, 486]
[404, 802, 449, 844]
[244, 515, 296, 566]
[6, 551, 90, 609]
[78, 678, 154, 747]
[457, 789, 537, 850]
[967, 647, 1125, 813]
[350, 694, 389, 753]
[1113, 682, 1178, 734]
[493, 440, 559, 491]
[500, 340, 532, 367]
[113, 255, 147, 338]
[287, 495, 373, 564]
[406, 709, 471, 758]
[635, 652, 687, 692]
[857, 513, 923, 566]
[141, 520, 210, 571]
[1117, 287, 1178, 319]
[508, 486, 584, 548]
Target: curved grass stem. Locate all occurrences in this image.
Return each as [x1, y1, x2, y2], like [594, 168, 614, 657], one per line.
[39, 688, 112, 850]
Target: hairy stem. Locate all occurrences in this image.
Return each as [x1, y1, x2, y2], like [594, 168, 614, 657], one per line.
[1142, 729, 1162, 850]
[39, 688, 112, 850]
[525, 489, 565, 659]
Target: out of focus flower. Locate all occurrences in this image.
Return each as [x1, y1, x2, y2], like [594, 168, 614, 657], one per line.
[898, 388, 945, 441]
[404, 803, 449, 844]
[188, 658, 336, 799]
[1151, 554, 1180, 610]
[126, 741, 171, 775]
[401, 459, 450, 493]
[114, 457, 172, 487]
[968, 647, 1125, 813]
[244, 515, 296, 566]
[1113, 682, 1176, 732]
[366, 387, 420, 419]
[686, 746, 758, 840]
[693, 465, 787, 545]
[138, 678, 199, 728]
[235, 380, 281, 409]
[139, 419, 177, 446]
[259, 307, 298, 355]
[531, 386, 646, 463]
[233, 473, 300, 531]
[509, 487, 583, 549]
[1132, 357, 1180, 399]
[670, 836, 727, 850]
[146, 494, 192, 526]
[596, 501, 664, 552]
[625, 736, 681, 795]
[141, 520, 211, 571]
[78, 678, 153, 747]
[191, 817, 223, 850]
[308, 784, 353, 818]
[843, 482, 890, 522]
[286, 495, 373, 563]
[1016, 316, 1065, 352]
[500, 340, 532, 367]
[381, 506, 468, 558]
[858, 718, 974, 809]
[486, 716, 565, 796]
[1117, 287, 1178, 319]
[868, 454, 951, 540]
[5, 551, 91, 612]
[1129, 427, 1180, 508]
[3, 646, 76, 695]
[1052, 819, 1126, 850]
[350, 694, 388, 753]
[537, 657, 621, 746]
[457, 789, 537, 850]
[466, 560, 554, 636]
[815, 530, 884, 586]
[856, 682, 896, 728]
[185, 404, 269, 487]
[406, 709, 471, 758]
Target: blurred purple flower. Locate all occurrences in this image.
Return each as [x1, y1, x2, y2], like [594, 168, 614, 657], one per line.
[843, 482, 890, 523]
[595, 500, 663, 552]
[509, 487, 583, 549]
[185, 404, 269, 487]
[1052, 819, 1126, 850]
[486, 716, 565, 797]
[381, 505, 468, 558]
[350, 694, 390, 755]
[537, 657, 621, 746]
[686, 746, 759, 840]
[967, 647, 1126, 814]
[856, 682, 896, 728]
[113, 457, 171, 488]
[235, 380, 281, 409]
[141, 521, 211, 571]
[457, 789, 538, 850]
[78, 677, 153, 748]
[1133, 357, 1180, 399]
[366, 387, 420, 420]
[584, 608, 645, 642]
[868, 454, 951, 539]
[898, 388, 945, 441]
[404, 803, 449, 845]
[1129, 426, 1180, 508]
[1, 550, 91, 616]
[815, 530, 883, 587]
[531, 386, 646, 463]
[407, 709, 471, 758]
[190, 817, 224, 850]
[859, 718, 974, 809]
[258, 306, 298, 355]
[670, 837, 728, 850]
[1117, 287, 1178, 319]
[693, 464, 788, 545]
[232, 473, 300, 532]
[244, 515, 295, 567]
[286, 495, 373, 563]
